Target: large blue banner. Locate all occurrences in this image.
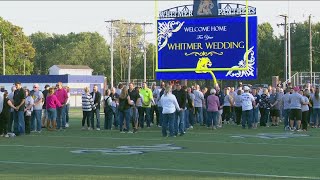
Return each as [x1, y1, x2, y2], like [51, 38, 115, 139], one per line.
[156, 16, 258, 80]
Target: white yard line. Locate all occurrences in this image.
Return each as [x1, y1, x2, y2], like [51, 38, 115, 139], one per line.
[28, 134, 320, 148]
[0, 160, 317, 179]
[0, 144, 318, 160]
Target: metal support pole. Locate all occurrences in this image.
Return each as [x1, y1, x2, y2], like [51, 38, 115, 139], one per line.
[278, 15, 288, 85]
[309, 14, 313, 85]
[288, 20, 292, 83]
[2, 38, 5, 75]
[105, 20, 120, 88]
[143, 24, 147, 82]
[24, 59, 26, 75]
[128, 28, 132, 85]
[140, 22, 152, 82]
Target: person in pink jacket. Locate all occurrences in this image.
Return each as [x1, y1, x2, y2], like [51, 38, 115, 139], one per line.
[46, 87, 62, 131]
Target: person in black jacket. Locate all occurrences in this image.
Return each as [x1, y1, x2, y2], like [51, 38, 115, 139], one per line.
[0, 91, 16, 137]
[172, 83, 187, 136]
[90, 85, 102, 131]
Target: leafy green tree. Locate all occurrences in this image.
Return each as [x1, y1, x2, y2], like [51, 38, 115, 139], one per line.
[256, 22, 283, 84]
[30, 32, 110, 76]
[0, 17, 35, 75]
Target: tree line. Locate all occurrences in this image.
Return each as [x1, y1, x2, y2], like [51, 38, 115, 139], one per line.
[1, 16, 320, 85]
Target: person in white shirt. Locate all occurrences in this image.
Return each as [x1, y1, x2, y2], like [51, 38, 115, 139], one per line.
[160, 85, 181, 137]
[241, 86, 255, 129]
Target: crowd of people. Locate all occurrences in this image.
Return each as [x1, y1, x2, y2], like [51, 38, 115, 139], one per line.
[0, 80, 318, 138]
[0, 82, 71, 137]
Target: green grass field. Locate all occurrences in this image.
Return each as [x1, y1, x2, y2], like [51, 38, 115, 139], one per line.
[0, 109, 319, 180]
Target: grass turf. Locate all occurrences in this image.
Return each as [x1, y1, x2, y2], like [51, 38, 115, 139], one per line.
[0, 109, 319, 180]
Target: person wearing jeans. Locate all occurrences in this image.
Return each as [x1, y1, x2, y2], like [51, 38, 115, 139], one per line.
[54, 82, 68, 130]
[118, 87, 134, 133]
[160, 85, 181, 137]
[13, 81, 26, 136]
[206, 89, 220, 129]
[240, 86, 255, 129]
[173, 84, 187, 136]
[65, 87, 70, 128]
[311, 87, 320, 128]
[193, 85, 204, 125]
[90, 85, 102, 130]
[24, 89, 34, 134]
[30, 83, 43, 132]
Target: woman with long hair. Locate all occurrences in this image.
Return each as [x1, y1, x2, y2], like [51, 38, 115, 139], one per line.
[160, 85, 181, 137]
[301, 89, 310, 131]
[311, 87, 320, 128]
[118, 86, 133, 133]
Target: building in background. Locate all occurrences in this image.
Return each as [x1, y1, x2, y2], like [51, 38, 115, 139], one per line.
[0, 65, 106, 107]
[48, 65, 93, 75]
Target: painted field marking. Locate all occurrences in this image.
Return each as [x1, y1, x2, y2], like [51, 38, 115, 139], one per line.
[0, 144, 319, 160]
[0, 160, 318, 180]
[27, 135, 320, 148]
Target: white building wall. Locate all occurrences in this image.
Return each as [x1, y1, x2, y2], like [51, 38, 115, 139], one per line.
[48, 65, 93, 75]
[58, 69, 92, 75]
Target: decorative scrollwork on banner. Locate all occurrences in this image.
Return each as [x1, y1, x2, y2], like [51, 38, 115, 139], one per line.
[158, 21, 185, 51]
[185, 51, 224, 56]
[226, 46, 255, 78]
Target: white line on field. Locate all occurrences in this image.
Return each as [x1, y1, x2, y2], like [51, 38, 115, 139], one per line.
[0, 160, 317, 179]
[131, 130, 320, 138]
[29, 135, 320, 148]
[0, 144, 318, 160]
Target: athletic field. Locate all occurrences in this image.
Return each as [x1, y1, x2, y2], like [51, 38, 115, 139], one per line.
[0, 109, 319, 180]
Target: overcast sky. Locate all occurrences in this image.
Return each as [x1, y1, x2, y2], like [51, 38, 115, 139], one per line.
[1, 1, 320, 43]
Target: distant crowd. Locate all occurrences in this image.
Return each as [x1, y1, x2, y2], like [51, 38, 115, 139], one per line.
[0, 81, 318, 138]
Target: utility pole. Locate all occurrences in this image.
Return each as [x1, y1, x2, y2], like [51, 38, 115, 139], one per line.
[105, 19, 120, 88]
[123, 22, 141, 85]
[24, 56, 26, 75]
[137, 22, 152, 82]
[0, 34, 5, 75]
[309, 14, 313, 85]
[278, 15, 288, 85]
[288, 21, 292, 84]
[2, 38, 4, 75]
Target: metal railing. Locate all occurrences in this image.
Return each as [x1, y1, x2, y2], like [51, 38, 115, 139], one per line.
[283, 72, 320, 87]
